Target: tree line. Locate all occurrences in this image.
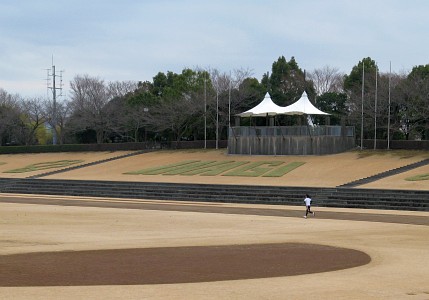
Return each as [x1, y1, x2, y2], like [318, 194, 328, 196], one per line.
[1, 56, 429, 146]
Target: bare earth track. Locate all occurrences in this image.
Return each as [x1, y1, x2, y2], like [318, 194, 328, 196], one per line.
[0, 243, 370, 286]
[0, 149, 429, 299]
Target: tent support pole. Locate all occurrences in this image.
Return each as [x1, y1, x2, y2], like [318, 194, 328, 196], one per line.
[275, 117, 285, 139]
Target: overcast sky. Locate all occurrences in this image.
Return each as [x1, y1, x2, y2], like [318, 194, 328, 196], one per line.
[1, 0, 428, 97]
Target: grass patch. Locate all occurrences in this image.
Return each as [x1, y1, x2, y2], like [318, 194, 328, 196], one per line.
[262, 162, 306, 177]
[4, 160, 84, 173]
[125, 161, 249, 176]
[181, 161, 249, 176]
[405, 173, 429, 181]
[355, 149, 429, 159]
[222, 161, 284, 177]
[125, 160, 306, 177]
[124, 160, 200, 175]
[163, 161, 219, 175]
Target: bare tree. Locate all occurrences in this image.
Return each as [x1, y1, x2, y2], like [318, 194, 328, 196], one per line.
[103, 96, 151, 142]
[108, 80, 138, 99]
[308, 66, 344, 96]
[69, 75, 112, 143]
[44, 98, 72, 144]
[0, 89, 23, 145]
[208, 69, 230, 135]
[208, 68, 261, 137]
[396, 69, 429, 139]
[123, 104, 150, 142]
[145, 92, 202, 142]
[20, 97, 46, 145]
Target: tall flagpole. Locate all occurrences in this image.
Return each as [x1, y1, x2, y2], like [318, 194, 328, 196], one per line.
[387, 61, 391, 150]
[204, 73, 207, 149]
[228, 71, 231, 128]
[227, 71, 231, 153]
[361, 62, 365, 150]
[374, 63, 378, 150]
[216, 89, 219, 149]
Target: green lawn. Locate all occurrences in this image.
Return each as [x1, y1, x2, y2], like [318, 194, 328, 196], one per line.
[125, 160, 306, 177]
[405, 173, 429, 181]
[4, 160, 84, 173]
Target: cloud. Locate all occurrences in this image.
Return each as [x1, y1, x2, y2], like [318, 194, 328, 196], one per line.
[1, 0, 429, 96]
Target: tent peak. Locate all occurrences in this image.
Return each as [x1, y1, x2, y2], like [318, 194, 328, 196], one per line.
[236, 90, 329, 117]
[237, 92, 283, 117]
[281, 91, 329, 115]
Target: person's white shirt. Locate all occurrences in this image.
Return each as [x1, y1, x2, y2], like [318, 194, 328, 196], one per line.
[304, 197, 311, 206]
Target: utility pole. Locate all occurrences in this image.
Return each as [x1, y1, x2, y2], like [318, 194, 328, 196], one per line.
[228, 71, 232, 128]
[47, 57, 63, 145]
[204, 73, 207, 149]
[361, 62, 365, 150]
[374, 63, 378, 150]
[216, 89, 219, 150]
[387, 61, 391, 150]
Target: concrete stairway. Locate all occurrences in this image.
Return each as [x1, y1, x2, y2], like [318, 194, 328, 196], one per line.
[0, 178, 321, 205]
[339, 158, 429, 187]
[320, 188, 429, 211]
[0, 178, 428, 211]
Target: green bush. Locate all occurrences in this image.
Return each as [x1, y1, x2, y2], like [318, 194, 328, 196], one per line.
[0, 144, 91, 154]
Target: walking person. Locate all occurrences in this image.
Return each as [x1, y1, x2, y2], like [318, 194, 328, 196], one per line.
[304, 194, 315, 219]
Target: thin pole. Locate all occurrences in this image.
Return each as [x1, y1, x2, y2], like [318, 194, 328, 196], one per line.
[387, 61, 391, 150]
[52, 64, 57, 145]
[204, 73, 207, 149]
[228, 71, 231, 128]
[48, 56, 63, 145]
[216, 89, 219, 149]
[374, 63, 378, 150]
[361, 62, 365, 150]
[227, 72, 232, 153]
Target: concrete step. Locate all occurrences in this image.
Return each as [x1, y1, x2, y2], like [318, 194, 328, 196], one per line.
[339, 158, 429, 188]
[1, 178, 428, 211]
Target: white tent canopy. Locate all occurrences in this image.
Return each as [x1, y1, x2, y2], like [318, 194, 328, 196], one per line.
[237, 92, 284, 117]
[237, 91, 329, 117]
[281, 91, 329, 115]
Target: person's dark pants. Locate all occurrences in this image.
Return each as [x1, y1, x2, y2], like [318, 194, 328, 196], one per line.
[306, 205, 313, 216]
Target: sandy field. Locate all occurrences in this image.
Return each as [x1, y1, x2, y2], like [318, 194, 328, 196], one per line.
[0, 197, 428, 300]
[0, 149, 423, 189]
[362, 163, 429, 190]
[0, 151, 133, 179]
[0, 149, 429, 299]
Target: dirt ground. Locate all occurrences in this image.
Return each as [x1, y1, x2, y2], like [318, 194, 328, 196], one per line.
[1, 149, 426, 189]
[0, 242, 370, 286]
[0, 151, 133, 179]
[0, 149, 429, 299]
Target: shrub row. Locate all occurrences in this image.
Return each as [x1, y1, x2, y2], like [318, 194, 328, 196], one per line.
[0, 142, 157, 154]
[0, 140, 228, 154]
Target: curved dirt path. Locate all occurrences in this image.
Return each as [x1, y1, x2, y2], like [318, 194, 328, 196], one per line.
[1, 194, 429, 299]
[1, 149, 429, 299]
[0, 243, 370, 286]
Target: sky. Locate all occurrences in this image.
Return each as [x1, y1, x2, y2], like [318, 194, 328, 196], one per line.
[1, 0, 428, 97]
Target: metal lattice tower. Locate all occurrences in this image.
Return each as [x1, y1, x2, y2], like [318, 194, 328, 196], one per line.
[46, 58, 63, 145]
